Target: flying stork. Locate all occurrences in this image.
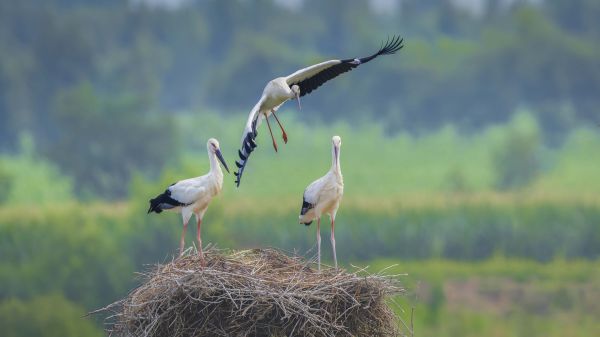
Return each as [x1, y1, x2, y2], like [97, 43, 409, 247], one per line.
[234, 35, 403, 186]
[299, 136, 344, 271]
[147, 138, 230, 262]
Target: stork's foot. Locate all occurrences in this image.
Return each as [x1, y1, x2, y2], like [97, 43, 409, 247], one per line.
[271, 110, 288, 144]
[282, 130, 288, 144]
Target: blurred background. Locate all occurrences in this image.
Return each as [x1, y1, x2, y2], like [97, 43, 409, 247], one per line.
[1, 0, 599, 336]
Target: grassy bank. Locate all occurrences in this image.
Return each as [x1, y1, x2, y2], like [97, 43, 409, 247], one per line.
[370, 258, 600, 337]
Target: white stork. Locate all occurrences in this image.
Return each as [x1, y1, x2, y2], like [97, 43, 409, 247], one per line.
[147, 138, 230, 261]
[299, 136, 344, 271]
[234, 36, 403, 186]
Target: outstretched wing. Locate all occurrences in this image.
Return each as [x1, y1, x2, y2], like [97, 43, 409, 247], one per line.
[285, 35, 403, 97]
[234, 97, 264, 187]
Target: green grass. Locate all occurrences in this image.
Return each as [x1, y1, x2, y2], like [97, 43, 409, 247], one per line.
[369, 258, 600, 337]
[169, 110, 600, 201]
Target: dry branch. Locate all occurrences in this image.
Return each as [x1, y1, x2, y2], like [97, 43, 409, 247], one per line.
[96, 247, 405, 337]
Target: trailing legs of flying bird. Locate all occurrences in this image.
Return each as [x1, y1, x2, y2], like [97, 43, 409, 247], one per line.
[271, 110, 288, 143]
[264, 113, 278, 152]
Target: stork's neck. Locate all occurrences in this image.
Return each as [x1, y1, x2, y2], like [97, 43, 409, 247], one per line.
[209, 151, 223, 177]
[330, 145, 342, 177]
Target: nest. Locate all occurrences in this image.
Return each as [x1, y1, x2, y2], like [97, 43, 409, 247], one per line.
[97, 248, 405, 337]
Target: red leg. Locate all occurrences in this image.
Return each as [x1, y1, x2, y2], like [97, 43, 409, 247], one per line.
[271, 110, 288, 144]
[265, 114, 278, 152]
[179, 220, 188, 257]
[317, 217, 321, 271]
[331, 217, 337, 269]
[196, 217, 205, 265]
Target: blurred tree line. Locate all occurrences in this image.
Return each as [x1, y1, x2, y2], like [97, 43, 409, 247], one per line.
[1, 0, 599, 199]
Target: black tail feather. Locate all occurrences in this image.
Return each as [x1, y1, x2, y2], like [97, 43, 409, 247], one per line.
[147, 196, 164, 214]
[147, 188, 185, 214]
[299, 197, 314, 226]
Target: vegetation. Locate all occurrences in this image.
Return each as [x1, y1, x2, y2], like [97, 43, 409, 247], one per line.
[373, 259, 600, 337]
[1, 0, 600, 197]
[1, 0, 599, 336]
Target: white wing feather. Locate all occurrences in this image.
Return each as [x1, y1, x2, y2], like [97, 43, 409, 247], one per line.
[303, 175, 327, 205]
[168, 176, 209, 205]
[285, 60, 342, 85]
[241, 94, 266, 144]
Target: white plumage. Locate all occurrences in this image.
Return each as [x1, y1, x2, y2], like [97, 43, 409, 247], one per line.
[299, 136, 344, 270]
[148, 138, 230, 261]
[234, 36, 403, 186]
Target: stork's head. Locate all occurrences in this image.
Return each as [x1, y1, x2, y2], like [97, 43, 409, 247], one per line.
[291, 84, 301, 111]
[207, 138, 230, 173]
[332, 135, 342, 148]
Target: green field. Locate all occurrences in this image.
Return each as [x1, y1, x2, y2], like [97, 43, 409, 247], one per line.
[2, 190, 599, 336]
[2, 111, 600, 336]
[381, 259, 600, 337]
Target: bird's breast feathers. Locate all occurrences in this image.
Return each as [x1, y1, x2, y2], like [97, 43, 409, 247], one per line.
[262, 78, 292, 106]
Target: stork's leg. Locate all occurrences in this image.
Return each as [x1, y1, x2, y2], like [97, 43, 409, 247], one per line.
[265, 114, 278, 152]
[196, 217, 205, 265]
[179, 219, 189, 257]
[317, 217, 321, 272]
[331, 217, 337, 270]
[271, 110, 288, 144]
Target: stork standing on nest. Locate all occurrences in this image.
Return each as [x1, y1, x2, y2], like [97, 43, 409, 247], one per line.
[235, 36, 403, 186]
[299, 136, 344, 271]
[148, 138, 230, 262]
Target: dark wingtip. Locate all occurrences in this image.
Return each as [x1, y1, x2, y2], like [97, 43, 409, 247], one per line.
[147, 199, 155, 214]
[357, 35, 404, 64]
[377, 35, 403, 56]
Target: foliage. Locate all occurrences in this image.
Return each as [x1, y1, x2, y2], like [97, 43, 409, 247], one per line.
[0, 133, 73, 205]
[49, 83, 178, 198]
[492, 111, 541, 190]
[1, 199, 598, 336]
[371, 258, 600, 337]
[0, 204, 133, 309]
[1, 0, 600, 154]
[0, 295, 103, 337]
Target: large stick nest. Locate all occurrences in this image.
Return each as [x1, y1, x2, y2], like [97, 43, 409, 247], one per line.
[98, 248, 405, 337]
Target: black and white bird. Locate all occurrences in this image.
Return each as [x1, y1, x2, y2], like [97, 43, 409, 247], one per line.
[299, 136, 344, 271]
[234, 35, 403, 186]
[148, 138, 230, 261]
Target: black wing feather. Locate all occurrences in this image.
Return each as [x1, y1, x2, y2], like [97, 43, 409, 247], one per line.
[234, 126, 258, 187]
[147, 187, 189, 214]
[290, 35, 404, 98]
[299, 196, 314, 226]
[295, 63, 355, 97]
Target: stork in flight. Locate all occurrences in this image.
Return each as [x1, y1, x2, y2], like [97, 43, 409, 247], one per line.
[147, 138, 230, 262]
[299, 136, 344, 271]
[234, 35, 403, 186]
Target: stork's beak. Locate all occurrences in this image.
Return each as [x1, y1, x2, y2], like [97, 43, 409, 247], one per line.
[216, 149, 230, 173]
[296, 92, 302, 111]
